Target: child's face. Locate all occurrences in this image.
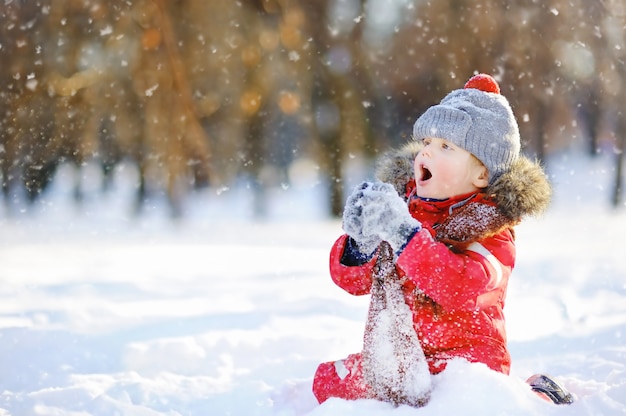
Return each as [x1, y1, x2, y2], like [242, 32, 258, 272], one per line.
[413, 137, 489, 200]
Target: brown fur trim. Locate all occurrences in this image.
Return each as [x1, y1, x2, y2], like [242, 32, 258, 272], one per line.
[375, 141, 422, 201]
[486, 156, 552, 221]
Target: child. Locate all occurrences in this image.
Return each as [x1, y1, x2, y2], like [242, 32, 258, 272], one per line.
[312, 74, 559, 404]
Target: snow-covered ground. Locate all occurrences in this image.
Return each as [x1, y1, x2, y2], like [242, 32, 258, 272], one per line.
[0, 150, 625, 415]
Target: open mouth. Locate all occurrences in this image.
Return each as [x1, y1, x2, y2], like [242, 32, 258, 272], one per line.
[420, 165, 432, 181]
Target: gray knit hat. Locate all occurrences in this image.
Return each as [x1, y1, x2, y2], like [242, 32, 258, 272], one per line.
[412, 74, 520, 184]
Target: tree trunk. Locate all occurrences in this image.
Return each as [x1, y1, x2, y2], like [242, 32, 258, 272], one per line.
[613, 112, 625, 208]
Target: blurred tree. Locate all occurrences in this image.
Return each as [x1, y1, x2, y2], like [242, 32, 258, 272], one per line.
[601, 0, 626, 207]
[1, 0, 56, 205]
[614, 106, 625, 208]
[297, 0, 381, 216]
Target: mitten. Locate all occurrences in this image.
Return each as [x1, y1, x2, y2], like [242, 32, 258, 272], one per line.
[342, 182, 382, 255]
[360, 182, 421, 254]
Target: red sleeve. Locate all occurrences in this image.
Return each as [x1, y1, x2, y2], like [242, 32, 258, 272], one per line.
[396, 228, 515, 310]
[328, 235, 377, 296]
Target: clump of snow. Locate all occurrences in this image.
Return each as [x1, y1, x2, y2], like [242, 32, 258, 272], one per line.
[0, 149, 624, 415]
[362, 242, 431, 407]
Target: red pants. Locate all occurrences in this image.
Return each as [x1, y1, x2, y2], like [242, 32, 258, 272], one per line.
[312, 353, 373, 403]
[313, 343, 510, 403]
[312, 351, 451, 404]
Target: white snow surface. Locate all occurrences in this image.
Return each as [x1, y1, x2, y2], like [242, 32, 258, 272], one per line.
[0, 150, 625, 415]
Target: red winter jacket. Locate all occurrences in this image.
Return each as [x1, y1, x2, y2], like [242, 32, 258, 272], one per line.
[329, 192, 515, 375]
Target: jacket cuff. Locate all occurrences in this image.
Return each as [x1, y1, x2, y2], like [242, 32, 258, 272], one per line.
[341, 237, 376, 266]
[393, 224, 421, 256]
[329, 235, 376, 296]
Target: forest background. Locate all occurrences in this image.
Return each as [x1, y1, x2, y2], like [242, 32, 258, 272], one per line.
[1, 0, 626, 219]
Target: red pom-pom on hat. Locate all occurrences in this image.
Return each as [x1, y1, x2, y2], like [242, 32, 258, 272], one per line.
[464, 73, 500, 94]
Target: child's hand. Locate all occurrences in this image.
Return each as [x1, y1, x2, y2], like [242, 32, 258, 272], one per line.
[342, 182, 382, 255]
[359, 182, 422, 255]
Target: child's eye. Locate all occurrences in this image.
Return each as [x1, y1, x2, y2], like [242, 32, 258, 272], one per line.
[422, 138, 431, 146]
[441, 141, 456, 150]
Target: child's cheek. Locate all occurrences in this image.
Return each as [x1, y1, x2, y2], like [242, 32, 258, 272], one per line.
[413, 156, 420, 180]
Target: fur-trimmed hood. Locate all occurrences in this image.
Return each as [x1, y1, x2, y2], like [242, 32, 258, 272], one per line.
[374, 141, 551, 246]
